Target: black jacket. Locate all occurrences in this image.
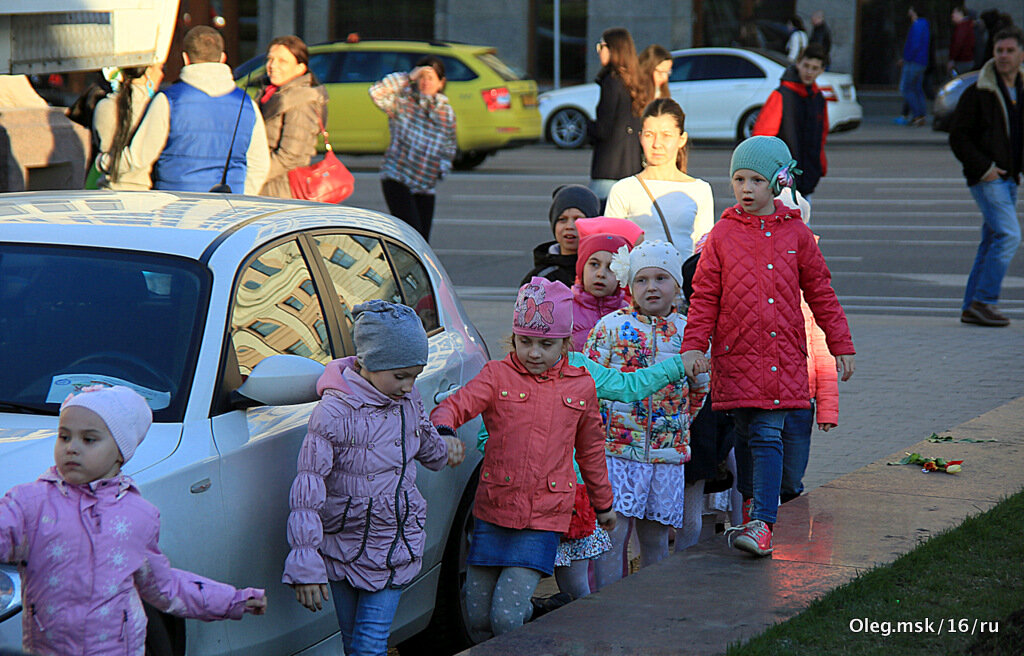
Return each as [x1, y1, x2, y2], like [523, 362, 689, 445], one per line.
[588, 68, 643, 181]
[521, 241, 576, 287]
[949, 60, 1024, 186]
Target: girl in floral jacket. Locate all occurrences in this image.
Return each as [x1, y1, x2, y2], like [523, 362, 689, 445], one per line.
[585, 240, 708, 589]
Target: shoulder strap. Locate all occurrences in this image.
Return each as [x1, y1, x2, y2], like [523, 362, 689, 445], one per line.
[635, 175, 674, 244]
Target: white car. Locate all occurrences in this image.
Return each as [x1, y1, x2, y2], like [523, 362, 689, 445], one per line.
[539, 47, 862, 148]
[0, 191, 487, 655]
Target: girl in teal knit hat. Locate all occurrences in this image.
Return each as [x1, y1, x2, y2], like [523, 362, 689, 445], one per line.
[679, 136, 856, 557]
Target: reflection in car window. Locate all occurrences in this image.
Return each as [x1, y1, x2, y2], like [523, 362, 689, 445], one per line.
[387, 242, 440, 332]
[229, 240, 331, 377]
[669, 56, 697, 82]
[339, 50, 383, 83]
[693, 55, 765, 81]
[312, 233, 402, 331]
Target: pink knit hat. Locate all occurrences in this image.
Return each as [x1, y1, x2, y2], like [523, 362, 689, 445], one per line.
[60, 385, 152, 463]
[575, 216, 644, 247]
[513, 277, 573, 338]
[575, 233, 630, 284]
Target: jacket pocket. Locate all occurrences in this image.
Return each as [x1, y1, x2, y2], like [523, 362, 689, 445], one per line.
[496, 389, 530, 403]
[480, 465, 515, 506]
[533, 474, 576, 520]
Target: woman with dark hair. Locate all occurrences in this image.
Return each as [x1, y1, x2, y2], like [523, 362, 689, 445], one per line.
[257, 35, 328, 199]
[786, 15, 809, 61]
[92, 61, 164, 189]
[588, 27, 646, 203]
[639, 44, 673, 102]
[369, 55, 457, 240]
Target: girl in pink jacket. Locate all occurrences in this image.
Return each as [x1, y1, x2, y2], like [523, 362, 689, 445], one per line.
[430, 277, 616, 638]
[571, 233, 632, 351]
[282, 301, 464, 656]
[0, 386, 266, 656]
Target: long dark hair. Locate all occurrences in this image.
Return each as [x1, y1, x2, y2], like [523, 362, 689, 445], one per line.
[641, 97, 689, 172]
[105, 67, 148, 183]
[601, 28, 645, 117]
[639, 44, 672, 104]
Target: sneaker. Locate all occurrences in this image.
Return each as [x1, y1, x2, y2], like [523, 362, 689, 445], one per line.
[731, 520, 774, 557]
[961, 301, 1010, 327]
[529, 592, 573, 620]
[892, 116, 911, 125]
[910, 116, 927, 127]
[741, 498, 752, 525]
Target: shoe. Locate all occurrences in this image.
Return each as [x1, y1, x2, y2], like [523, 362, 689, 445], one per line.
[910, 116, 927, 127]
[741, 497, 752, 525]
[961, 301, 1010, 327]
[529, 592, 573, 620]
[731, 520, 774, 557]
[893, 116, 911, 125]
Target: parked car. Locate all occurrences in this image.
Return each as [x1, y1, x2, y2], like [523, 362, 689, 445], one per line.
[0, 191, 488, 655]
[539, 47, 862, 148]
[236, 39, 542, 170]
[932, 70, 979, 132]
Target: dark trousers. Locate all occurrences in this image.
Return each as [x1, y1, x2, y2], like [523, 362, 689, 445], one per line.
[381, 178, 436, 241]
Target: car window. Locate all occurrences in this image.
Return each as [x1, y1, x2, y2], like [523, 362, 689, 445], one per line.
[438, 55, 477, 82]
[229, 240, 332, 378]
[308, 52, 345, 84]
[386, 242, 440, 333]
[311, 233, 402, 332]
[339, 50, 385, 83]
[692, 55, 765, 81]
[669, 55, 697, 82]
[476, 52, 522, 81]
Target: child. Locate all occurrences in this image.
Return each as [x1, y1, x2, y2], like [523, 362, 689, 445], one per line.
[585, 240, 708, 589]
[0, 385, 266, 656]
[682, 136, 855, 557]
[571, 233, 632, 351]
[283, 300, 465, 656]
[522, 184, 601, 287]
[430, 278, 616, 638]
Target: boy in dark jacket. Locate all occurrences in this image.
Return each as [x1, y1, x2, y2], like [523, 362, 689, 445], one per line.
[521, 184, 601, 287]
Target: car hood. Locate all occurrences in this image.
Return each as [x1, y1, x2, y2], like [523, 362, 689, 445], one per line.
[538, 83, 599, 103]
[0, 418, 182, 493]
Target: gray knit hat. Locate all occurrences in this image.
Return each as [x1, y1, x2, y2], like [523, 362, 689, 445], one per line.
[548, 184, 600, 233]
[730, 136, 800, 195]
[352, 300, 429, 371]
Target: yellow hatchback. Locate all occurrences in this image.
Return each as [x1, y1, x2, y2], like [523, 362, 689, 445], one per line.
[237, 39, 541, 170]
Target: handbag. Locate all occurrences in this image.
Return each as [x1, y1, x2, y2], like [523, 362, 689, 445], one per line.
[288, 119, 354, 204]
[563, 483, 598, 540]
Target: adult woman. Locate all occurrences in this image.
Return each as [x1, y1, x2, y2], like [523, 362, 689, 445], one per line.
[639, 45, 673, 101]
[588, 28, 646, 203]
[369, 56, 457, 241]
[786, 15, 809, 61]
[258, 35, 328, 199]
[605, 98, 713, 259]
[93, 62, 164, 190]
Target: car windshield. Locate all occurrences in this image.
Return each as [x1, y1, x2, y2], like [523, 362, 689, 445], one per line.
[749, 48, 791, 67]
[0, 244, 209, 422]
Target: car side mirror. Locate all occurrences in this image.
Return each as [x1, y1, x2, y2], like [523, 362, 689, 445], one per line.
[232, 355, 325, 408]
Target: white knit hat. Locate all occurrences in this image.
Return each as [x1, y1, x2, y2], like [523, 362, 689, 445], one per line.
[611, 239, 683, 289]
[60, 385, 152, 463]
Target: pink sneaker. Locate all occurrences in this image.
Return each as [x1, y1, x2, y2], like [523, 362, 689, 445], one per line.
[731, 520, 773, 557]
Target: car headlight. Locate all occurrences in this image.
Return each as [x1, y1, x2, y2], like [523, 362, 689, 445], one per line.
[0, 564, 21, 622]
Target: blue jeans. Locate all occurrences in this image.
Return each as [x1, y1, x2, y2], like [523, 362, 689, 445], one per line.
[899, 61, 927, 119]
[780, 405, 815, 501]
[330, 580, 403, 656]
[963, 178, 1021, 310]
[732, 408, 789, 524]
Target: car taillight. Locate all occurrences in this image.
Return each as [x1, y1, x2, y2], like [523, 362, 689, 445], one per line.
[481, 87, 511, 111]
[820, 86, 838, 102]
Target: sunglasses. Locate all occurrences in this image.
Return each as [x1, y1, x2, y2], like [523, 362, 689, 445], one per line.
[595, 41, 607, 53]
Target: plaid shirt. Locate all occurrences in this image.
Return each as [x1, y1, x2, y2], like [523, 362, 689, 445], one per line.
[369, 72, 457, 193]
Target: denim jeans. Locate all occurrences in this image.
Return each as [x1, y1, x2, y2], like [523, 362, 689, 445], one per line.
[330, 580, 403, 656]
[780, 405, 815, 502]
[899, 61, 927, 119]
[732, 408, 789, 524]
[963, 178, 1021, 310]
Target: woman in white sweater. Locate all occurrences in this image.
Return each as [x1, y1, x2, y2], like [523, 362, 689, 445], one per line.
[605, 98, 713, 259]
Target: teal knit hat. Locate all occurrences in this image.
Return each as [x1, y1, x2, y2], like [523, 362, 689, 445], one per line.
[730, 136, 800, 196]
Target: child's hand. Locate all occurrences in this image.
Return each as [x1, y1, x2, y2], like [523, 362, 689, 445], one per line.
[245, 595, 268, 615]
[818, 423, 836, 432]
[444, 435, 465, 466]
[836, 354, 855, 381]
[293, 583, 329, 612]
[596, 510, 617, 531]
[682, 350, 710, 378]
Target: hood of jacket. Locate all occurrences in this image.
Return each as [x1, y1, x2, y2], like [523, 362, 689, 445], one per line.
[780, 64, 818, 98]
[179, 61, 240, 97]
[316, 355, 419, 408]
[720, 198, 803, 229]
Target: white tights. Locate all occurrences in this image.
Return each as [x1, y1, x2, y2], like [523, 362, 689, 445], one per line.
[593, 513, 670, 590]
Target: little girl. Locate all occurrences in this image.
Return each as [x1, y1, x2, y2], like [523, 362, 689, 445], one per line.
[0, 385, 266, 656]
[682, 136, 855, 557]
[283, 300, 465, 656]
[430, 277, 616, 638]
[585, 240, 708, 589]
[572, 233, 632, 351]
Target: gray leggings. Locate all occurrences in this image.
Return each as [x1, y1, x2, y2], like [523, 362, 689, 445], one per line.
[593, 513, 670, 590]
[465, 565, 542, 637]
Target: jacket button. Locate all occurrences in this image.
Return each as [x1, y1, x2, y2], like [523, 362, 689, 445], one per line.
[566, 397, 572, 403]
[395, 440, 401, 446]
[579, 400, 585, 406]
[505, 475, 511, 482]
[773, 400, 780, 405]
[501, 390, 508, 396]
[368, 442, 375, 449]
[767, 264, 773, 270]
[483, 472, 490, 478]
[519, 393, 526, 399]
[771, 366, 778, 372]
[367, 474, 375, 481]
[724, 345, 730, 351]
[395, 468, 401, 475]
[765, 231, 772, 236]
[568, 482, 573, 487]
[770, 331, 777, 337]
[550, 481, 556, 487]
[768, 298, 775, 304]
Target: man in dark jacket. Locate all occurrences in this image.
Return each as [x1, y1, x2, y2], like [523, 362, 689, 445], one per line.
[809, 11, 832, 63]
[752, 43, 828, 198]
[949, 26, 1024, 327]
[521, 184, 600, 287]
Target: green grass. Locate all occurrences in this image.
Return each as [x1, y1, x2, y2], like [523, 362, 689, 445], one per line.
[726, 489, 1024, 656]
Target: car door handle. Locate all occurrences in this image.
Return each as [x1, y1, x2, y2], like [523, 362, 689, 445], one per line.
[190, 478, 212, 494]
[433, 385, 460, 404]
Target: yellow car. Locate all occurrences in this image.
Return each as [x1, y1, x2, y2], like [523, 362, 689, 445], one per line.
[237, 39, 541, 169]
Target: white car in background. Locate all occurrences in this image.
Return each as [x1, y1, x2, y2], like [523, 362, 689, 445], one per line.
[539, 47, 862, 148]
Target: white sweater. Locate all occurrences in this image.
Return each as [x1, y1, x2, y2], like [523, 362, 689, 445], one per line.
[604, 176, 714, 258]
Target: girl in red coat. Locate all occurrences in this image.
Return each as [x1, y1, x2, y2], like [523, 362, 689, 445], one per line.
[430, 277, 616, 637]
[681, 136, 855, 557]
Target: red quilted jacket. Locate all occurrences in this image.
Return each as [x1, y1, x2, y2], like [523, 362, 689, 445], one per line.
[681, 200, 854, 411]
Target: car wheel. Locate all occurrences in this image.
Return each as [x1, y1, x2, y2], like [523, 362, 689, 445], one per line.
[397, 467, 480, 655]
[144, 604, 183, 656]
[548, 107, 588, 149]
[453, 150, 489, 170]
[737, 107, 761, 142]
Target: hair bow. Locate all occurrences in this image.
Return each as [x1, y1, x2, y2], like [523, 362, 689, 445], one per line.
[774, 159, 802, 193]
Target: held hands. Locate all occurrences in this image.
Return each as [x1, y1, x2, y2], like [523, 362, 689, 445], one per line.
[836, 354, 855, 382]
[245, 595, 268, 615]
[596, 510, 617, 531]
[818, 422, 837, 432]
[681, 350, 710, 379]
[293, 583, 329, 612]
[444, 435, 466, 467]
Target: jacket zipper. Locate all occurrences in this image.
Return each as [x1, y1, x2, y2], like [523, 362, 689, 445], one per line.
[643, 317, 660, 464]
[122, 610, 130, 656]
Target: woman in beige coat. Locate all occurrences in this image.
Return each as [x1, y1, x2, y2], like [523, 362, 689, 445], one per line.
[257, 35, 328, 198]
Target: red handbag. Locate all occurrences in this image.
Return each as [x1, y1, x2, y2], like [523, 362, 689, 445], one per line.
[288, 120, 354, 204]
[563, 483, 598, 540]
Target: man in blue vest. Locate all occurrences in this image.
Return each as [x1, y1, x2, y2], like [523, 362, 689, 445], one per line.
[107, 26, 269, 194]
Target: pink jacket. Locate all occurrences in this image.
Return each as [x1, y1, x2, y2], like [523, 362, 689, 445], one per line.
[681, 200, 854, 411]
[803, 299, 839, 425]
[571, 283, 628, 352]
[283, 357, 448, 592]
[0, 469, 262, 656]
[430, 354, 613, 533]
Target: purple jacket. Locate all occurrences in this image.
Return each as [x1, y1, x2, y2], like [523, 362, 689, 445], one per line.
[0, 469, 263, 656]
[282, 357, 449, 591]
[571, 283, 628, 352]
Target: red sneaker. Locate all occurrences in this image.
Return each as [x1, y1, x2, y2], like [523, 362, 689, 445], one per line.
[732, 520, 773, 557]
